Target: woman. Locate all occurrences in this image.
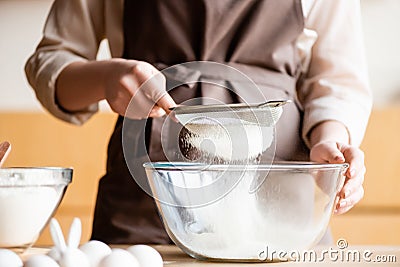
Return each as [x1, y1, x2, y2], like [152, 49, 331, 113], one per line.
[25, 0, 371, 244]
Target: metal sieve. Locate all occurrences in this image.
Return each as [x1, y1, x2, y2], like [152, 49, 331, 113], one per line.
[170, 100, 291, 127]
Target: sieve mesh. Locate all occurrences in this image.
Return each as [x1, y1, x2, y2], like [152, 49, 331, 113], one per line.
[171, 100, 290, 127]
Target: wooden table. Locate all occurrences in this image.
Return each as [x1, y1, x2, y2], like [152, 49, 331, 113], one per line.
[23, 245, 400, 266]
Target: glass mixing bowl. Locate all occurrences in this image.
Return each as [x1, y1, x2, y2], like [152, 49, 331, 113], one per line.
[144, 162, 348, 262]
[0, 167, 72, 253]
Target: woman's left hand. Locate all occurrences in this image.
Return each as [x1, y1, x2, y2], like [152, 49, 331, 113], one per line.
[310, 141, 366, 215]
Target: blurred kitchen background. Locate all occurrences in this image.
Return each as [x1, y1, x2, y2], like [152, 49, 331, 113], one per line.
[0, 0, 399, 245]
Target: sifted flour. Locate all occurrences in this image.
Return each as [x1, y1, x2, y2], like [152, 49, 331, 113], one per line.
[184, 171, 328, 260]
[177, 118, 327, 260]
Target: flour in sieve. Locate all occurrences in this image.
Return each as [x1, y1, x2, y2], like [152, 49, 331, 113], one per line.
[181, 119, 274, 163]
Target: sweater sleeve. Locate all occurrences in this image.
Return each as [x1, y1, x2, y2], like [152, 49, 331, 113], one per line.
[25, 0, 105, 125]
[298, 0, 373, 147]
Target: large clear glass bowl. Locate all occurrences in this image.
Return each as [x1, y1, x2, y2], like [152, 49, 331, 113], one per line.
[0, 167, 72, 253]
[144, 162, 348, 262]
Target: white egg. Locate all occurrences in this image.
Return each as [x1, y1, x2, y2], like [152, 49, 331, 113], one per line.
[99, 249, 139, 267]
[47, 247, 61, 262]
[24, 255, 59, 267]
[0, 249, 23, 267]
[79, 240, 111, 267]
[58, 247, 90, 267]
[127, 245, 163, 267]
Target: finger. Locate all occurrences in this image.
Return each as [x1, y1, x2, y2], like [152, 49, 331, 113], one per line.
[156, 93, 177, 114]
[335, 187, 364, 215]
[120, 72, 140, 95]
[132, 62, 156, 84]
[335, 204, 354, 215]
[126, 62, 177, 117]
[340, 145, 365, 178]
[108, 96, 131, 117]
[340, 169, 365, 198]
[135, 63, 170, 103]
[149, 106, 166, 118]
[310, 142, 345, 163]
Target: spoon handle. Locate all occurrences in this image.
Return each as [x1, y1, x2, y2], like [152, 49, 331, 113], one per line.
[257, 100, 292, 108]
[0, 141, 11, 167]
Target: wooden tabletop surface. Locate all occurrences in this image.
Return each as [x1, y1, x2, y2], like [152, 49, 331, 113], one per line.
[22, 245, 400, 266]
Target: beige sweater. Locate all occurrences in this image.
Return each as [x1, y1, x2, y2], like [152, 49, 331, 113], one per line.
[25, 0, 372, 147]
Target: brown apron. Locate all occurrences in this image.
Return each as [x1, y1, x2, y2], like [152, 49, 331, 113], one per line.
[91, 0, 312, 244]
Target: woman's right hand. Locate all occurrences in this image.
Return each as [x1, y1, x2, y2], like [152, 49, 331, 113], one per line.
[56, 59, 176, 119]
[104, 59, 176, 119]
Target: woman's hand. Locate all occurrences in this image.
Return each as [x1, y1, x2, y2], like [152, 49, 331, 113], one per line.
[104, 59, 176, 118]
[309, 121, 365, 215]
[56, 59, 176, 119]
[310, 141, 365, 214]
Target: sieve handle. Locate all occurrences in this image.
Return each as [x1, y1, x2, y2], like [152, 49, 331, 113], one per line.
[257, 100, 292, 108]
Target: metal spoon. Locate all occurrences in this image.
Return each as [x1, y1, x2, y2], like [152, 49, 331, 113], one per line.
[0, 141, 11, 167]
